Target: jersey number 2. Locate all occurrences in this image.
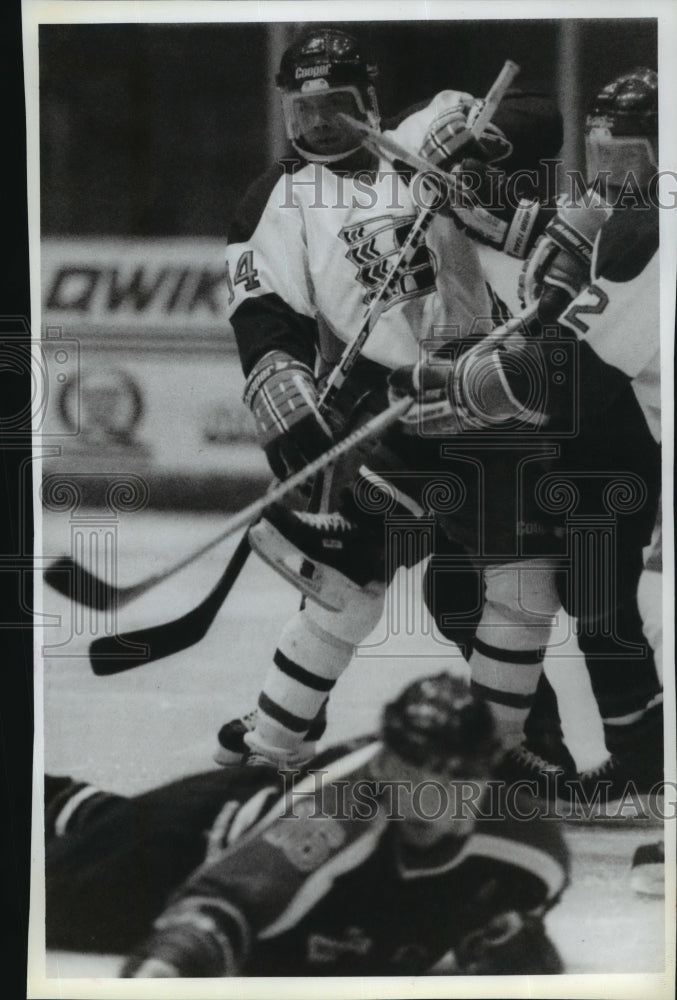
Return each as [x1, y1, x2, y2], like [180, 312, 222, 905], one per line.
[560, 283, 610, 333]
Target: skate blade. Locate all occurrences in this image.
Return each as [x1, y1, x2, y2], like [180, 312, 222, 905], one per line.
[630, 864, 665, 897]
[249, 521, 364, 612]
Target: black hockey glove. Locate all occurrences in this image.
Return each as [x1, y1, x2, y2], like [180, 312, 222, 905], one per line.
[121, 897, 241, 978]
[454, 913, 564, 975]
[388, 332, 546, 435]
[519, 192, 611, 322]
[244, 350, 333, 480]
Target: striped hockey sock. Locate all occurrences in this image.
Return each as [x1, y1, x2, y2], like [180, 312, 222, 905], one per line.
[249, 614, 352, 756]
[470, 639, 546, 749]
[468, 561, 558, 749]
[248, 587, 385, 758]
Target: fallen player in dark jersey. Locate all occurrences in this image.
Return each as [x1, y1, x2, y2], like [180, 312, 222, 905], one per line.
[45, 673, 569, 977]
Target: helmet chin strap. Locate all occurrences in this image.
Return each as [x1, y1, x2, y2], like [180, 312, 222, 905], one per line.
[291, 138, 364, 164]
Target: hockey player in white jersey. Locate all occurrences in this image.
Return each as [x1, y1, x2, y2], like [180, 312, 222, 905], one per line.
[382, 69, 663, 812]
[216, 28, 566, 767]
[525, 68, 660, 440]
[523, 67, 665, 887]
[520, 68, 663, 804]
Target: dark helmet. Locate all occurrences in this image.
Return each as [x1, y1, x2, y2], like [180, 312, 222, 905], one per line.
[382, 673, 500, 774]
[588, 67, 657, 137]
[276, 28, 380, 163]
[585, 68, 657, 186]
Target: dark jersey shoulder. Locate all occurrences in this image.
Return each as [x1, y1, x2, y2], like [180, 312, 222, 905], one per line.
[470, 783, 570, 902]
[595, 204, 658, 282]
[305, 734, 377, 771]
[492, 90, 563, 172]
[228, 158, 306, 244]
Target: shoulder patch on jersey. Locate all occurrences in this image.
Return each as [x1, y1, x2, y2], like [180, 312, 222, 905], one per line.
[227, 160, 305, 245]
[262, 798, 347, 873]
[595, 206, 658, 282]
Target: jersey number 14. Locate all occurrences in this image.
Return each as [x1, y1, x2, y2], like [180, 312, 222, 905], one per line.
[225, 250, 261, 303]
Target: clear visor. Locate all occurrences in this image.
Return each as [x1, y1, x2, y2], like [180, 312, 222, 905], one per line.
[585, 127, 657, 187]
[281, 84, 368, 141]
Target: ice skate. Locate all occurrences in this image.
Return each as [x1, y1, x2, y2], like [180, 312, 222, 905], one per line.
[214, 707, 327, 767]
[630, 840, 665, 897]
[494, 744, 576, 803]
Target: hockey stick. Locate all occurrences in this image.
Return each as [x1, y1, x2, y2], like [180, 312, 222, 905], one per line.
[46, 396, 409, 617]
[48, 63, 523, 674]
[42, 197, 435, 615]
[45, 59, 520, 616]
[320, 59, 521, 414]
[43, 152, 461, 613]
[337, 118, 473, 196]
[86, 532, 255, 676]
[342, 59, 520, 180]
[88, 396, 414, 674]
[44, 536, 247, 613]
[42, 195, 421, 612]
[88, 303, 535, 674]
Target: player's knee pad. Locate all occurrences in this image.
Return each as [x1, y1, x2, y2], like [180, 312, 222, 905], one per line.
[303, 581, 386, 646]
[483, 559, 561, 625]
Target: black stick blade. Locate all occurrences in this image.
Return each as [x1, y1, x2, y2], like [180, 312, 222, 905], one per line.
[89, 535, 252, 675]
[90, 618, 188, 675]
[89, 633, 152, 675]
[44, 556, 120, 611]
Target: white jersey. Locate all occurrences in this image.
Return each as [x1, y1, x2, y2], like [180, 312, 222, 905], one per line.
[559, 206, 660, 442]
[225, 91, 496, 376]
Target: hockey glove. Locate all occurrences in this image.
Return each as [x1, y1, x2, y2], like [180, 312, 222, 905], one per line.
[420, 98, 513, 171]
[419, 99, 517, 235]
[121, 896, 241, 978]
[519, 192, 611, 322]
[454, 913, 564, 975]
[388, 353, 467, 435]
[244, 350, 333, 480]
[388, 335, 546, 435]
[419, 97, 551, 257]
